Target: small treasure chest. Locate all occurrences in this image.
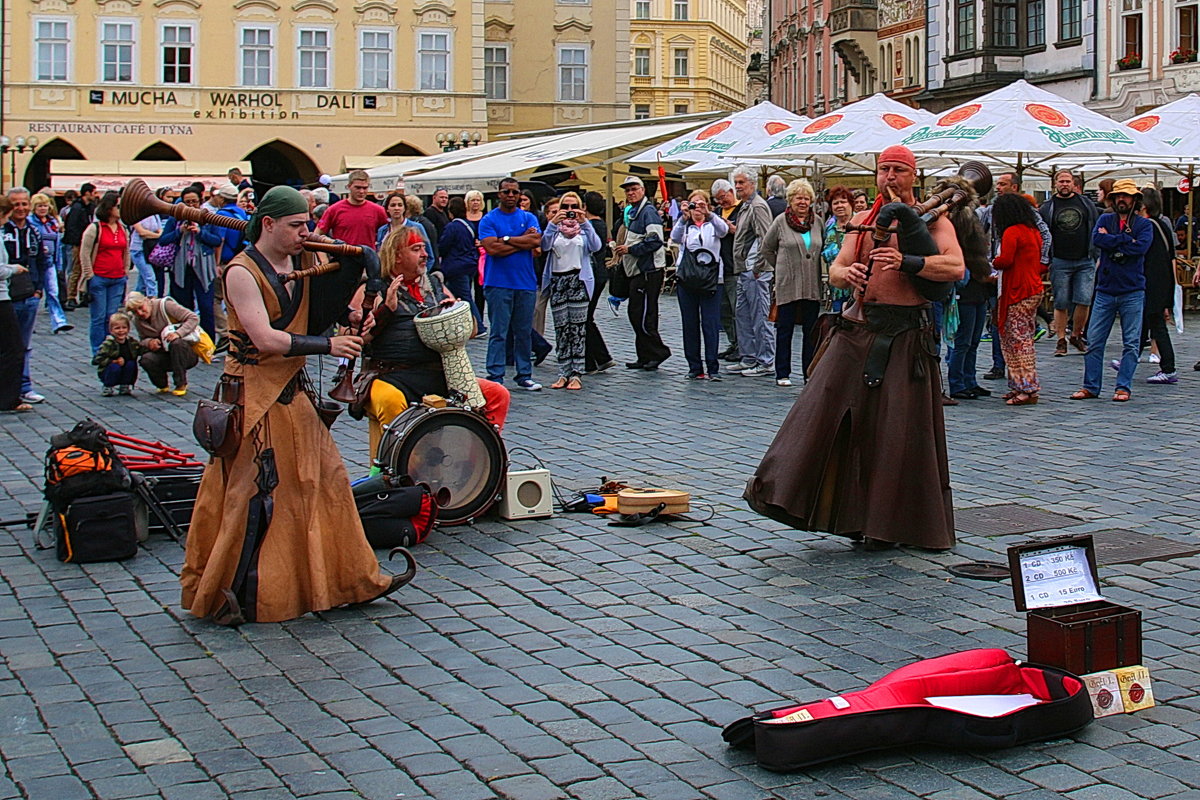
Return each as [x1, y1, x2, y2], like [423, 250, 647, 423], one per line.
[1007, 534, 1142, 675]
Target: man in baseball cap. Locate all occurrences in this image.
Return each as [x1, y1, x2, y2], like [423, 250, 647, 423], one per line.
[1070, 178, 1152, 402]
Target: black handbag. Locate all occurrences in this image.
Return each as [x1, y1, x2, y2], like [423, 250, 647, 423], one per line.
[55, 491, 140, 563]
[676, 245, 720, 294]
[353, 478, 438, 549]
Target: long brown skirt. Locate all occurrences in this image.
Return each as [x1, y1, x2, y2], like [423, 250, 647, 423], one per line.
[181, 398, 392, 623]
[744, 317, 955, 549]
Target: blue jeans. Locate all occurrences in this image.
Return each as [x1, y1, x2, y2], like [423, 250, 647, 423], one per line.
[948, 301, 987, 394]
[101, 360, 139, 387]
[1083, 290, 1144, 394]
[41, 261, 69, 331]
[12, 296, 39, 394]
[88, 276, 128, 354]
[484, 286, 536, 382]
[170, 271, 216, 339]
[131, 248, 159, 297]
[443, 271, 482, 330]
[677, 286, 722, 376]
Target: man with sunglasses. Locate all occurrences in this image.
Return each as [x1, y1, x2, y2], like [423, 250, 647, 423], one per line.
[479, 177, 543, 390]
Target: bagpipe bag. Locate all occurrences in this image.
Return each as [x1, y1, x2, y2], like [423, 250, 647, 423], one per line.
[723, 649, 1094, 772]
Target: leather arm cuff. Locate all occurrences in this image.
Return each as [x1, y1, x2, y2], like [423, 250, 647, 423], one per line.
[900, 254, 926, 275]
[286, 334, 332, 357]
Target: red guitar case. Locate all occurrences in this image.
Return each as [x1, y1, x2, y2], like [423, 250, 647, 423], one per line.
[723, 649, 1094, 772]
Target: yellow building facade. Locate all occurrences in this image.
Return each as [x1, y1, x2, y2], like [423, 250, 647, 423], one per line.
[2, 0, 631, 191]
[629, 0, 748, 120]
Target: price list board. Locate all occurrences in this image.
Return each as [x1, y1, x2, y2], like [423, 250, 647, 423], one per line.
[1007, 535, 1104, 611]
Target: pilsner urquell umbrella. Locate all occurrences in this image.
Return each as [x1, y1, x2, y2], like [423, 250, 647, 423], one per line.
[626, 101, 808, 170]
[899, 80, 1181, 178]
[724, 93, 938, 174]
[1127, 94, 1200, 257]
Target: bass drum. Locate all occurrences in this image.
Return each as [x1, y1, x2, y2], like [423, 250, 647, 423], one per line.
[376, 405, 507, 526]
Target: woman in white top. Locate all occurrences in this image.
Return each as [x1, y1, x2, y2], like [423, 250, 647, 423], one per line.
[539, 191, 602, 389]
[670, 189, 729, 380]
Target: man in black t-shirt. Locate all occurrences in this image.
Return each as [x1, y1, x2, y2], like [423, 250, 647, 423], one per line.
[1039, 170, 1100, 356]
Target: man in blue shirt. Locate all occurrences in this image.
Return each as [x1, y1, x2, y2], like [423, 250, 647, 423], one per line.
[1070, 179, 1152, 402]
[479, 177, 542, 390]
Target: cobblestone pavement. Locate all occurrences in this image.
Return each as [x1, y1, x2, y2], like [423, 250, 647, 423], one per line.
[3, 297, 1200, 800]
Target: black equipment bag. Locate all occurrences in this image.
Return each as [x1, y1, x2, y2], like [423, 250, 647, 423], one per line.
[353, 477, 437, 549]
[55, 491, 139, 563]
[44, 420, 131, 511]
[675, 246, 720, 294]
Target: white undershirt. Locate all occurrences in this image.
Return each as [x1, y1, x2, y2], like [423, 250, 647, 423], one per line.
[551, 233, 587, 273]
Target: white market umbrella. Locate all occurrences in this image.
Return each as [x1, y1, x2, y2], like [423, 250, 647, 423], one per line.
[1126, 93, 1200, 266]
[901, 80, 1180, 175]
[725, 93, 937, 173]
[626, 102, 808, 167]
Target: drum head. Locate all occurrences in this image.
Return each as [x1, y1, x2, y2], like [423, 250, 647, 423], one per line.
[378, 407, 506, 526]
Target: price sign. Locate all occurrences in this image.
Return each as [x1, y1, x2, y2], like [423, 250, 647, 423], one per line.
[1017, 544, 1102, 609]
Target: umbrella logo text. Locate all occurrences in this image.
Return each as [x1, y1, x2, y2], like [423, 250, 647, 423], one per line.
[901, 124, 996, 145]
[1038, 125, 1135, 148]
[765, 131, 853, 151]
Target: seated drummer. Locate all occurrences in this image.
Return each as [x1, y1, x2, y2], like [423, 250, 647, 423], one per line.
[348, 227, 510, 456]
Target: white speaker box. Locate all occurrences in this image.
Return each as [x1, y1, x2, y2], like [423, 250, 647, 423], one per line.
[498, 468, 553, 520]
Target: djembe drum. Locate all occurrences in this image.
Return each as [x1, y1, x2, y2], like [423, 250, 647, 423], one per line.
[414, 300, 486, 410]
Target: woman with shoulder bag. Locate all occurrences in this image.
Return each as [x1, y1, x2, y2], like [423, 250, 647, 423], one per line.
[125, 291, 201, 396]
[79, 191, 132, 354]
[762, 179, 824, 387]
[670, 189, 728, 381]
[158, 186, 224, 339]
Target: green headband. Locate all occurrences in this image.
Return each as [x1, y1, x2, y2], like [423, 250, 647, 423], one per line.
[246, 186, 309, 243]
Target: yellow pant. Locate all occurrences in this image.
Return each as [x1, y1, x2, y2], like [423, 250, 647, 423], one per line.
[365, 380, 410, 460]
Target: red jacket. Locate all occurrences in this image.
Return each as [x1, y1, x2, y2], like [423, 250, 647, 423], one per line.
[993, 224, 1045, 326]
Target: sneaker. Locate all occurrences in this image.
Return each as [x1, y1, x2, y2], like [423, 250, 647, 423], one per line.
[1069, 334, 1087, 353]
[101, 386, 115, 397]
[741, 365, 772, 377]
[982, 369, 1004, 380]
[117, 385, 133, 396]
[20, 392, 45, 404]
[726, 362, 753, 373]
[685, 373, 707, 381]
[1054, 338, 1068, 357]
[156, 386, 172, 394]
[721, 353, 741, 363]
[1147, 371, 1178, 384]
[1033, 327, 1048, 341]
[776, 378, 793, 387]
[1149, 352, 1161, 364]
[515, 379, 542, 391]
[171, 386, 188, 397]
[979, 333, 992, 343]
[707, 373, 722, 382]
[53, 324, 74, 334]
[1109, 359, 1121, 372]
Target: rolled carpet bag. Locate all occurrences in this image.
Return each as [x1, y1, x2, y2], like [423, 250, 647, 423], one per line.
[351, 476, 437, 549]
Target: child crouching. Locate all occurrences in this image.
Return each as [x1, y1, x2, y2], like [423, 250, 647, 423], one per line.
[92, 312, 146, 396]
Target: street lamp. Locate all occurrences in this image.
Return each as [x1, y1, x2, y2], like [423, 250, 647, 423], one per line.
[0, 135, 39, 191]
[435, 130, 482, 152]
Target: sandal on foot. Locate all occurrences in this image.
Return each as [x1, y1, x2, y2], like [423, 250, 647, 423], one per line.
[550, 378, 568, 389]
[1069, 389, 1098, 400]
[1006, 392, 1038, 406]
[3, 403, 33, 413]
[1113, 389, 1131, 402]
[566, 376, 583, 390]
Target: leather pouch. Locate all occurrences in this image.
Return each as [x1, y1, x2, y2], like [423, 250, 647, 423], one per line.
[193, 376, 243, 459]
